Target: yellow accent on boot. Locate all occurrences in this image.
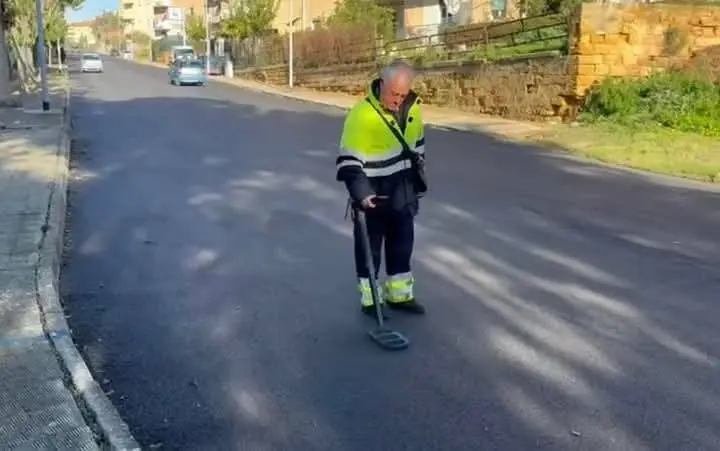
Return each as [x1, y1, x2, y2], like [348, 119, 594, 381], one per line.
[385, 273, 414, 304]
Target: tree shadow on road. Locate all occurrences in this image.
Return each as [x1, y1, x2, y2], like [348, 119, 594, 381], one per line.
[60, 86, 720, 451]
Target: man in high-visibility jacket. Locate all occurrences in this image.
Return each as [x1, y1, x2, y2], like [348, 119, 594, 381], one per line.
[336, 60, 426, 316]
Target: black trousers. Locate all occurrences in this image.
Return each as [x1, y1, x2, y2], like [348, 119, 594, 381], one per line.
[353, 206, 414, 279]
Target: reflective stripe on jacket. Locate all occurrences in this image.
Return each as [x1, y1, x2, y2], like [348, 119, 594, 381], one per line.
[336, 78, 425, 212]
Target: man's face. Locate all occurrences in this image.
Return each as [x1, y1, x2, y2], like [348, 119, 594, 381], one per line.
[379, 71, 412, 112]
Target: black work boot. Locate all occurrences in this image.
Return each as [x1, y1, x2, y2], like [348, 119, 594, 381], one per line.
[387, 299, 426, 315]
[362, 304, 391, 320]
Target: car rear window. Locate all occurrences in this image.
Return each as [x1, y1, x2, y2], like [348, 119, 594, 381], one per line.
[82, 55, 100, 60]
[184, 61, 203, 68]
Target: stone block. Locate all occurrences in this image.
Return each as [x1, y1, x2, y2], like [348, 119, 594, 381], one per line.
[595, 64, 610, 75]
[609, 65, 628, 76]
[575, 75, 599, 95]
[602, 54, 622, 64]
[592, 43, 616, 55]
[576, 64, 595, 75]
[590, 33, 606, 44]
[576, 54, 604, 65]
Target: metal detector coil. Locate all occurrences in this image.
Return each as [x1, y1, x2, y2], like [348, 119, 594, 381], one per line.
[353, 203, 410, 351]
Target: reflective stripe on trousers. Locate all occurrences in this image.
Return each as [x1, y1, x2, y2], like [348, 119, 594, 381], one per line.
[357, 272, 414, 306]
[358, 278, 383, 307]
[385, 272, 414, 303]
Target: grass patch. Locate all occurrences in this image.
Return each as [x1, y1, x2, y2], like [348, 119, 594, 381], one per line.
[532, 122, 720, 183]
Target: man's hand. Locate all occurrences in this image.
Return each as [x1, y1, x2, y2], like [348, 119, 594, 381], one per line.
[361, 195, 378, 209]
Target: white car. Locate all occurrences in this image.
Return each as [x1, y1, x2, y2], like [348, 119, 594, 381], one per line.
[80, 53, 103, 73]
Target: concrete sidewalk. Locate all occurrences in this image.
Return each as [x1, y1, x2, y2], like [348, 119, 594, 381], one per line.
[0, 84, 138, 450]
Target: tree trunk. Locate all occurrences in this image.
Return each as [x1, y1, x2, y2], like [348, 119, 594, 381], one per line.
[13, 43, 38, 92]
[57, 42, 62, 68]
[0, 19, 11, 102]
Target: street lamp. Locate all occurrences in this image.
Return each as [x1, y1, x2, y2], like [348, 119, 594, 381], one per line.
[288, 6, 300, 88]
[204, 0, 211, 75]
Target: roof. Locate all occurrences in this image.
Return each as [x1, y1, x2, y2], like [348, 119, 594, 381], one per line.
[69, 20, 95, 28]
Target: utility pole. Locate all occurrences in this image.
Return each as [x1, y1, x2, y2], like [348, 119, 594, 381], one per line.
[288, 0, 293, 88]
[181, 8, 187, 46]
[34, 0, 50, 111]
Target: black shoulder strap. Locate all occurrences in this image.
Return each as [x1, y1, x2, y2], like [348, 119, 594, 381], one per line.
[365, 97, 412, 155]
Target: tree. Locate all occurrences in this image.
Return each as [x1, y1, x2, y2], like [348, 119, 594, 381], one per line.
[0, 1, 11, 102]
[219, 0, 250, 41]
[242, 0, 279, 36]
[516, 0, 582, 17]
[1, 0, 84, 94]
[219, 0, 278, 39]
[325, 0, 394, 40]
[130, 30, 151, 59]
[44, 0, 67, 65]
[185, 12, 206, 52]
[92, 11, 122, 49]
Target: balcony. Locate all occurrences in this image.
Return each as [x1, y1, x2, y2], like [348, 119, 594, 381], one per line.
[153, 19, 173, 31]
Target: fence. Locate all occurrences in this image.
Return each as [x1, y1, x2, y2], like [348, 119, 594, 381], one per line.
[230, 13, 569, 73]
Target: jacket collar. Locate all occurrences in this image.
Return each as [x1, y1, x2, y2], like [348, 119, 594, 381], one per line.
[367, 78, 418, 132]
[367, 77, 418, 114]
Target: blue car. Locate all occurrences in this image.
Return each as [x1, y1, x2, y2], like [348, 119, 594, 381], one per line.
[169, 59, 207, 86]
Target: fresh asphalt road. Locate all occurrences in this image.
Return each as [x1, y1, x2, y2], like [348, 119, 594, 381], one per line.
[63, 56, 720, 451]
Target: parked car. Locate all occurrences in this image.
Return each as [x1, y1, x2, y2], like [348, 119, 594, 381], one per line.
[170, 45, 196, 65]
[198, 55, 226, 76]
[169, 59, 207, 86]
[80, 53, 103, 73]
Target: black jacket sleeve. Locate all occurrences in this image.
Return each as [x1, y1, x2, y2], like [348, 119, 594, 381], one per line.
[336, 162, 374, 204]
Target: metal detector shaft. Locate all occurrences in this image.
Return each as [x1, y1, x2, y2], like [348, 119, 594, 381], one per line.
[354, 207, 385, 328]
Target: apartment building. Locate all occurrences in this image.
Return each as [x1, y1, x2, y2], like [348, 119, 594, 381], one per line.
[272, 0, 519, 38]
[152, 0, 224, 42]
[272, 0, 337, 34]
[67, 21, 97, 46]
[119, 0, 156, 38]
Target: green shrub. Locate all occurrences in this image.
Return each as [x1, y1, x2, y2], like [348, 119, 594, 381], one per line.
[580, 70, 720, 136]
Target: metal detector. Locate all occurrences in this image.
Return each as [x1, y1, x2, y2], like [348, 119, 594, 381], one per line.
[353, 204, 410, 351]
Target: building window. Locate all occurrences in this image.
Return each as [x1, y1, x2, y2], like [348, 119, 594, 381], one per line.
[491, 0, 507, 19]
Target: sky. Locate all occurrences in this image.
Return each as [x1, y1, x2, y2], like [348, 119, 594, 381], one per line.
[65, 0, 116, 23]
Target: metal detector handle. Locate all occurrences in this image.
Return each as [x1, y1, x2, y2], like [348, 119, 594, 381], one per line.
[353, 206, 386, 327]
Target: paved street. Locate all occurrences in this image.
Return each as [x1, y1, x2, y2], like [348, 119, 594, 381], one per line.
[62, 57, 720, 450]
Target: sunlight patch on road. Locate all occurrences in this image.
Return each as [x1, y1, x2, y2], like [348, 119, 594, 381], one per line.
[79, 232, 105, 255]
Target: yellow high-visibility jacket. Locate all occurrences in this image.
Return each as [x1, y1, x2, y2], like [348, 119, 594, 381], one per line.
[336, 78, 426, 212]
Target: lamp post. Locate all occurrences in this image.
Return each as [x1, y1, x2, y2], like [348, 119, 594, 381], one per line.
[181, 8, 187, 46]
[205, 0, 211, 74]
[288, 1, 299, 88]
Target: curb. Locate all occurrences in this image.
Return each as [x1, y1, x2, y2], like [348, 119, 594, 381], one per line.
[34, 75, 141, 450]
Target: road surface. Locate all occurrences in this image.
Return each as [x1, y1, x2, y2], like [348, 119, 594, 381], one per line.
[62, 56, 720, 450]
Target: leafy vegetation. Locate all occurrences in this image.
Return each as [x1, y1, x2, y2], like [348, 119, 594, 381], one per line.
[185, 13, 207, 52]
[323, 0, 395, 41]
[2, 0, 83, 90]
[219, 0, 279, 40]
[91, 11, 123, 50]
[534, 122, 720, 183]
[581, 69, 720, 137]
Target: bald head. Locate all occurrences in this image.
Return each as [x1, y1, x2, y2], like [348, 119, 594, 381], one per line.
[379, 60, 414, 112]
